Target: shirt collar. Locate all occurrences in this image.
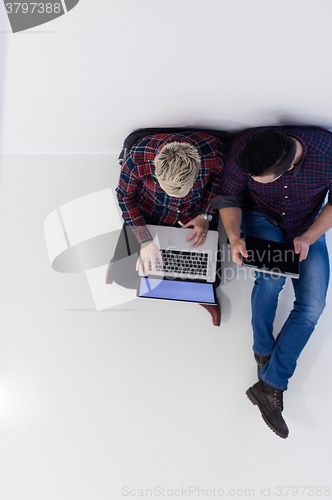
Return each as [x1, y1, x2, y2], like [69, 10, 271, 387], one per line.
[287, 134, 307, 176]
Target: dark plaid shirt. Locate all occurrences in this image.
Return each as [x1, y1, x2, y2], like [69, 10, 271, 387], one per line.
[116, 132, 226, 244]
[212, 126, 332, 241]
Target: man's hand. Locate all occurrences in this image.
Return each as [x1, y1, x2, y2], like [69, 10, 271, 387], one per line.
[293, 234, 312, 262]
[136, 241, 164, 275]
[230, 237, 248, 265]
[182, 215, 209, 247]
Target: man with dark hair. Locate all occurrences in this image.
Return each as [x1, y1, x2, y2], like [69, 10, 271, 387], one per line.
[236, 128, 297, 178]
[212, 125, 332, 438]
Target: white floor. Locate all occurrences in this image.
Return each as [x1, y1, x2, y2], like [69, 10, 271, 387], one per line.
[1, 155, 332, 500]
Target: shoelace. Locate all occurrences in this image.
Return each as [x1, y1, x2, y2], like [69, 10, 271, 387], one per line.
[257, 355, 270, 369]
[273, 390, 284, 410]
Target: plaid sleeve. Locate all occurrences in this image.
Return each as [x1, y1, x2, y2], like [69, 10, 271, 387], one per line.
[210, 193, 244, 209]
[115, 154, 152, 244]
[197, 149, 225, 216]
[218, 138, 249, 197]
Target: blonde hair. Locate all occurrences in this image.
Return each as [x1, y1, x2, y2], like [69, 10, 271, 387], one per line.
[154, 142, 201, 197]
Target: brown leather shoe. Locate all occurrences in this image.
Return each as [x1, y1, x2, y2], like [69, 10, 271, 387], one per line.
[246, 379, 289, 439]
[200, 301, 221, 326]
[254, 353, 271, 374]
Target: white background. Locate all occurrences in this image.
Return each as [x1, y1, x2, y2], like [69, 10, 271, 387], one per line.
[1, 1, 332, 500]
[1, 0, 332, 154]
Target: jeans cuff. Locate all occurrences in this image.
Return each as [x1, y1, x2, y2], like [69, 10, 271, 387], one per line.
[253, 349, 273, 357]
[260, 375, 287, 392]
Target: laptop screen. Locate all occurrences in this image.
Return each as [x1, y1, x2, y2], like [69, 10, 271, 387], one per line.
[137, 277, 216, 304]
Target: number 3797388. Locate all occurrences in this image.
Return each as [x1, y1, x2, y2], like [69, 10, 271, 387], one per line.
[5, 3, 62, 14]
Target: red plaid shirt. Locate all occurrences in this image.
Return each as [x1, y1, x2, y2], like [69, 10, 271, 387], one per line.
[212, 126, 332, 241]
[116, 132, 226, 244]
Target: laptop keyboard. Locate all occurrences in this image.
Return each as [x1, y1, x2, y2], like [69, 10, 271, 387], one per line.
[149, 249, 209, 277]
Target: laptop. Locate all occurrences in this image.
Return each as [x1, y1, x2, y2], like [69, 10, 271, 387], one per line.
[242, 236, 300, 279]
[137, 225, 219, 304]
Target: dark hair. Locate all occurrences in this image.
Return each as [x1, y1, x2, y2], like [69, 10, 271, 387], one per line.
[236, 128, 297, 177]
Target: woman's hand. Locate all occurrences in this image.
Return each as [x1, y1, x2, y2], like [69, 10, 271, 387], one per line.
[182, 215, 209, 247]
[136, 241, 164, 275]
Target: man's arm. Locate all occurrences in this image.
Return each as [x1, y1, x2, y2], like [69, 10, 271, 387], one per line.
[212, 139, 249, 264]
[219, 207, 248, 265]
[294, 203, 332, 261]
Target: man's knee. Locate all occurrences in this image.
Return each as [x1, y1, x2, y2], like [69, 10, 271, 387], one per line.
[295, 295, 327, 325]
[254, 272, 286, 293]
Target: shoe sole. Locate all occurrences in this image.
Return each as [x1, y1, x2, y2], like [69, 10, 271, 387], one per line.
[246, 388, 288, 439]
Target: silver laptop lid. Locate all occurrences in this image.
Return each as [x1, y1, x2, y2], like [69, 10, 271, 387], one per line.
[138, 225, 219, 283]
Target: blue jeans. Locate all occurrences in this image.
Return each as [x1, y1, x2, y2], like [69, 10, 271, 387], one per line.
[241, 210, 330, 391]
